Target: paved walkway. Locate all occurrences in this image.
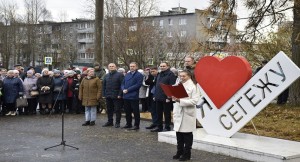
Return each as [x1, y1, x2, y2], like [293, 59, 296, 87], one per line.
[0, 114, 250, 162]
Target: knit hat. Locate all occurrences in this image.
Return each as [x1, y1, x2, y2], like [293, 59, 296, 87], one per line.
[27, 70, 34, 75]
[53, 69, 60, 74]
[94, 62, 100, 67]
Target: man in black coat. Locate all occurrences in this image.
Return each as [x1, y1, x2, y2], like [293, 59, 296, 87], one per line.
[102, 63, 124, 128]
[144, 67, 158, 130]
[151, 62, 177, 132]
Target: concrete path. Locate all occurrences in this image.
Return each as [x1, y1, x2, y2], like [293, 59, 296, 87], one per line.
[0, 114, 250, 162]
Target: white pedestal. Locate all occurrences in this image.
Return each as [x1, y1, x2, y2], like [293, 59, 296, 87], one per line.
[158, 129, 300, 162]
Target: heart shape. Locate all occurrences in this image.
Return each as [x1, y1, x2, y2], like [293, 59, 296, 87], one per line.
[195, 56, 252, 109]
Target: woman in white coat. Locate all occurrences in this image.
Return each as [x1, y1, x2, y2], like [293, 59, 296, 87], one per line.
[172, 70, 201, 161]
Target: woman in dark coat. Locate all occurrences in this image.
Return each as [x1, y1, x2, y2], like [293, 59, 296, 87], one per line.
[71, 73, 83, 114]
[3, 70, 24, 116]
[52, 70, 67, 114]
[37, 69, 54, 114]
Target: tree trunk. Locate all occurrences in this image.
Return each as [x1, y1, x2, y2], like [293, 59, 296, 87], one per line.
[95, 0, 104, 65]
[290, 0, 300, 105]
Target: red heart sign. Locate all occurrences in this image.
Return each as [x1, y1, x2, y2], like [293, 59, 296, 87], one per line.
[195, 56, 252, 109]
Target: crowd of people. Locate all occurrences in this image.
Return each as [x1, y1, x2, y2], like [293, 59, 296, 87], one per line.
[0, 56, 200, 161]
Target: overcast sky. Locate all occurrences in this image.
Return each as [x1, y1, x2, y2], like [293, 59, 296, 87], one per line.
[15, 0, 250, 30]
[42, 0, 210, 19]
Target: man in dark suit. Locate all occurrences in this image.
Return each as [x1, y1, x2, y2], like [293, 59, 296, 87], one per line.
[151, 62, 177, 132]
[121, 62, 143, 130]
[102, 63, 124, 128]
[145, 67, 159, 130]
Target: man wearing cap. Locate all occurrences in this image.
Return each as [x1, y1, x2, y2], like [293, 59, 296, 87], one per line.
[94, 62, 107, 114]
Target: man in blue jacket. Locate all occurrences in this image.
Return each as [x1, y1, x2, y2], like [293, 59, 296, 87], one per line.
[151, 62, 177, 132]
[102, 63, 124, 128]
[121, 62, 143, 130]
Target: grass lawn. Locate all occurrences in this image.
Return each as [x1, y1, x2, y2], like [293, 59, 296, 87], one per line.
[240, 104, 300, 142]
[140, 104, 300, 142]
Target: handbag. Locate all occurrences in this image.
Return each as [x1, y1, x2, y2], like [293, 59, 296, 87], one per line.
[30, 90, 39, 97]
[40, 90, 51, 95]
[16, 97, 28, 108]
[53, 86, 62, 92]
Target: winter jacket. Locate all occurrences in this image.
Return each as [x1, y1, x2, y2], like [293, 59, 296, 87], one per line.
[37, 75, 54, 104]
[79, 76, 102, 106]
[145, 74, 155, 96]
[121, 71, 143, 100]
[94, 68, 106, 80]
[3, 77, 24, 103]
[71, 78, 81, 97]
[102, 70, 124, 98]
[53, 76, 68, 101]
[154, 69, 177, 101]
[173, 79, 201, 132]
[23, 76, 38, 99]
[66, 77, 74, 98]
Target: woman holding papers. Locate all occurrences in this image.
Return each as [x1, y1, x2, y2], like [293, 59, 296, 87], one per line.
[172, 70, 201, 161]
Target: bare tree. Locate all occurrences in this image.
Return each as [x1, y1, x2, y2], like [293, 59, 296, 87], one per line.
[23, 0, 52, 67]
[0, 0, 21, 68]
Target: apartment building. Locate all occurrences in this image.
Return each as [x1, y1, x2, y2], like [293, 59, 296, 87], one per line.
[0, 7, 236, 69]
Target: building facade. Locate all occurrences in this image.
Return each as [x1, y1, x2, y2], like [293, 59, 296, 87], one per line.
[0, 7, 236, 69]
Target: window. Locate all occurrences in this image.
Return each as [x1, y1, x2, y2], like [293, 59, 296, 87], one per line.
[87, 33, 94, 39]
[80, 53, 85, 59]
[180, 31, 187, 37]
[179, 18, 186, 25]
[86, 53, 94, 59]
[79, 44, 86, 50]
[79, 23, 86, 29]
[87, 23, 92, 28]
[79, 33, 86, 39]
[152, 20, 155, 26]
[167, 31, 172, 37]
[168, 19, 173, 25]
[159, 20, 164, 28]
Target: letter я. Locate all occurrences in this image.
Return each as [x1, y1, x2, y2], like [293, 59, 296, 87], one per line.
[160, 83, 188, 98]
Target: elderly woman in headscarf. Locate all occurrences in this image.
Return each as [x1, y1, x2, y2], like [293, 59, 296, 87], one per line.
[23, 70, 38, 115]
[36, 68, 54, 114]
[3, 70, 24, 116]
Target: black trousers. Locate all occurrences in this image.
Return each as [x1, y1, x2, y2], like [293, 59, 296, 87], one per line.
[26, 98, 38, 114]
[66, 97, 73, 113]
[156, 100, 172, 129]
[53, 100, 65, 113]
[140, 98, 149, 112]
[149, 95, 158, 126]
[106, 97, 122, 124]
[176, 132, 193, 153]
[5, 103, 16, 112]
[123, 99, 140, 127]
